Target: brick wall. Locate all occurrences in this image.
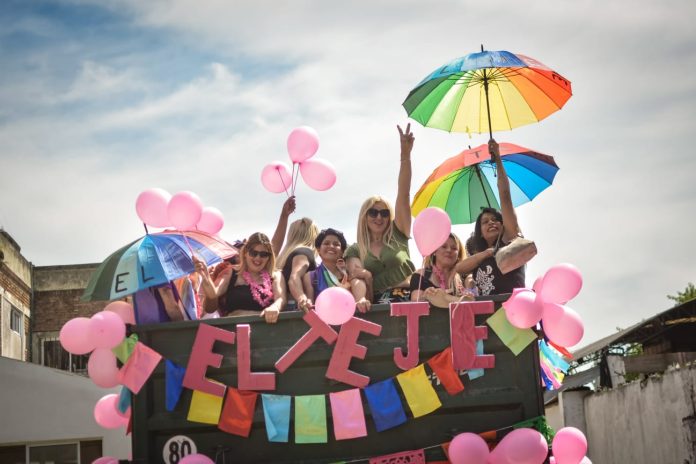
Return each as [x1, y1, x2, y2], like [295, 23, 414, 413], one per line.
[0, 264, 31, 308]
[33, 289, 105, 333]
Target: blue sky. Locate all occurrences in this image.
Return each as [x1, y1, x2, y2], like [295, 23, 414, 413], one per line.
[2, 0, 695, 346]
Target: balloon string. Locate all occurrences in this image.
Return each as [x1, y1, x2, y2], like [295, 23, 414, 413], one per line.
[276, 168, 291, 198]
[416, 256, 426, 303]
[292, 163, 300, 196]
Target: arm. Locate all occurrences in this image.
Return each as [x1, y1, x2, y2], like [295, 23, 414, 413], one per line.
[394, 124, 414, 237]
[194, 256, 233, 299]
[288, 254, 311, 306]
[409, 269, 426, 302]
[261, 270, 286, 324]
[490, 139, 520, 241]
[300, 272, 315, 311]
[346, 256, 372, 312]
[455, 249, 496, 274]
[271, 196, 296, 255]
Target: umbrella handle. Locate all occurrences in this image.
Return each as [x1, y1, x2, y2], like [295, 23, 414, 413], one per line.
[483, 69, 494, 141]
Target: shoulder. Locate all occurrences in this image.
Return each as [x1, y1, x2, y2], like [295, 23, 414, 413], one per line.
[344, 243, 359, 258]
[392, 225, 409, 242]
[271, 270, 284, 282]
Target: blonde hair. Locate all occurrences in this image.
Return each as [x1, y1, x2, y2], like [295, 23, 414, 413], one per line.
[239, 232, 275, 274]
[356, 196, 396, 262]
[276, 217, 319, 269]
[424, 233, 465, 293]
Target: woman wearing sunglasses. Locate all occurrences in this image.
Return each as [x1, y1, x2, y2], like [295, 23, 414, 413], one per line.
[195, 232, 287, 323]
[345, 124, 416, 309]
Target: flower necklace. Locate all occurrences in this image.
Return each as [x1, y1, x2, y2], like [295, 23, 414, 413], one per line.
[243, 270, 273, 307]
[432, 265, 466, 295]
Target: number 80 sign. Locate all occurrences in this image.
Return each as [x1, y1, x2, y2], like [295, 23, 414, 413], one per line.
[163, 435, 196, 464]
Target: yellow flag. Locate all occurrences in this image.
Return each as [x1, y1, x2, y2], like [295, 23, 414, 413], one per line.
[187, 389, 224, 424]
[396, 364, 442, 418]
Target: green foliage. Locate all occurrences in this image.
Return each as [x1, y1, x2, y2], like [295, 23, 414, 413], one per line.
[667, 282, 696, 306]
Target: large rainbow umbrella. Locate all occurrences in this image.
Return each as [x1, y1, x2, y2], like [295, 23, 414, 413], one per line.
[403, 47, 572, 138]
[82, 230, 237, 302]
[412, 143, 559, 224]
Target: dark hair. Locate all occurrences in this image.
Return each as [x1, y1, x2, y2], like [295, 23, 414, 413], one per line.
[470, 207, 503, 253]
[315, 228, 347, 251]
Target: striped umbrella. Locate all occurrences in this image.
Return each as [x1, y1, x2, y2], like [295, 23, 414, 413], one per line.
[82, 231, 237, 302]
[403, 47, 572, 138]
[412, 143, 559, 224]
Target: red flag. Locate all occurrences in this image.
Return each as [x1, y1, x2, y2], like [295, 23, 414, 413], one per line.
[218, 388, 258, 437]
[427, 348, 464, 395]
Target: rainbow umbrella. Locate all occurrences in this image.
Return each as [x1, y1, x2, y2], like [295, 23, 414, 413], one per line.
[82, 231, 237, 302]
[403, 47, 572, 138]
[411, 142, 558, 224]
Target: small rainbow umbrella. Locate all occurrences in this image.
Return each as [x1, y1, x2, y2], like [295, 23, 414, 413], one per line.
[403, 47, 572, 138]
[411, 143, 559, 224]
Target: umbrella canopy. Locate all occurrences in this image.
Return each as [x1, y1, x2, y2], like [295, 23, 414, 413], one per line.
[82, 231, 237, 302]
[403, 49, 572, 136]
[412, 142, 559, 224]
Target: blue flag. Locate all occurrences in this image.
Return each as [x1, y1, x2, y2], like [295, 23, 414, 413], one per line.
[165, 360, 186, 412]
[117, 386, 131, 414]
[262, 394, 291, 442]
[364, 379, 407, 432]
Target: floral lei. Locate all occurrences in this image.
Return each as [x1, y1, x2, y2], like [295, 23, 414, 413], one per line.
[243, 270, 273, 307]
[432, 265, 465, 295]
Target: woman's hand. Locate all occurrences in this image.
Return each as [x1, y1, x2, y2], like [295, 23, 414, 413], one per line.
[488, 138, 500, 162]
[296, 294, 313, 313]
[260, 305, 280, 324]
[356, 297, 371, 313]
[398, 123, 415, 155]
[193, 255, 210, 278]
[281, 195, 296, 218]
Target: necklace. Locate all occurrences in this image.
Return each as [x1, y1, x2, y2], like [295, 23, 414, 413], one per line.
[243, 270, 273, 307]
[431, 265, 449, 290]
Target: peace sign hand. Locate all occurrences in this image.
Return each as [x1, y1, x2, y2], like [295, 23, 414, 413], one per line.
[397, 123, 414, 155]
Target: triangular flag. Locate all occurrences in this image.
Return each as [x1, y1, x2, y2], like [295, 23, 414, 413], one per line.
[118, 341, 162, 394]
[165, 360, 186, 412]
[364, 379, 407, 432]
[261, 394, 291, 443]
[187, 389, 224, 424]
[487, 308, 536, 356]
[295, 395, 327, 444]
[112, 333, 138, 363]
[117, 386, 131, 414]
[218, 387, 258, 437]
[396, 364, 442, 418]
[427, 348, 464, 395]
[329, 389, 367, 440]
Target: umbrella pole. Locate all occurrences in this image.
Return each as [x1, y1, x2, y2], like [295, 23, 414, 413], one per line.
[483, 69, 494, 141]
[474, 165, 492, 208]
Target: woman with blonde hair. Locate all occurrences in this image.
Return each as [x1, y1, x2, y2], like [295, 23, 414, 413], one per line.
[276, 217, 319, 309]
[345, 124, 416, 310]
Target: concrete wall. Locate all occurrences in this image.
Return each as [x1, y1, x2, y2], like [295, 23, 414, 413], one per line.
[0, 355, 131, 458]
[0, 230, 32, 361]
[584, 364, 696, 464]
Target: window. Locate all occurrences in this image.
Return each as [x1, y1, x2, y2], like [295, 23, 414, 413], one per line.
[41, 337, 88, 374]
[0, 440, 101, 464]
[10, 306, 23, 333]
[28, 443, 77, 464]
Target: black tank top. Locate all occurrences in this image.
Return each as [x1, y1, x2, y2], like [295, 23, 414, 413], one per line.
[221, 271, 265, 315]
[472, 256, 525, 296]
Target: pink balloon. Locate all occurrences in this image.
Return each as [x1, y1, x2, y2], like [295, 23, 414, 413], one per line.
[88, 348, 120, 388]
[261, 161, 292, 193]
[180, 454, 215, 464]
[197, 206, 224, 234]
[299, 158, 336, 191]
[503, 288, 544, 329]
[89, 311, 126, 349]
[94, 394, 127, 429]
[448, 432, 490, 464]
[549, 458, 556, 464]
[540, 263, 582, 304]
[532, 276, 544, 293]
[59, 317, 96, 355]
[413, 207, 451, 256]
[552, 427, 588, 464]
[314, 287, 355, 325]
[543, 303, 585, 347]
[167, 191, 203, 230]
[92, 457, 119, 464]
[287, 126, 319, 163]
[579, 457, 592, 464]
[500, 428, 548, 464]
[104, 301, 135, 325]
[135, 188, 171, 228]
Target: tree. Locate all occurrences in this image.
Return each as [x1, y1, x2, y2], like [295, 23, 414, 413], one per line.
[667, 282, 696, 305]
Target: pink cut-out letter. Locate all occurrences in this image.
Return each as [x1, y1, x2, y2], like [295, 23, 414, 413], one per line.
[236, 324, 276, 391]
[326, 317, 382, 388]
[391, 301, 430, 370]
[183, 323, 235, 397]
[450, 301, 495, 370]
[275, 310, 338, 373]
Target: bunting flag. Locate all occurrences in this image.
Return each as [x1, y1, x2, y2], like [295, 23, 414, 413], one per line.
[262, 394, 291, 443]
[118, 341, 162, 394]
[165, 360, 187, 412]
[329, 389, 367, 440]
[369, 448, 425, 464]
[187, 389, 224, 424]
[112, 333, 138, 363]
[468, 340, 485, 380]
[486, 308, 537, 355]
[396, 364, 442, 418]
[117, 386, 131, 414]
[294, 395, 328, 444]
[178, 276, 198, 321]
[427, 348, 464, 395]
[219, 388, 258, 437]
[364, 379, 407, 432]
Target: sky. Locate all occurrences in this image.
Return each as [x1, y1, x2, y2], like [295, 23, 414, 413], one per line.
[1, 0, 695, 347]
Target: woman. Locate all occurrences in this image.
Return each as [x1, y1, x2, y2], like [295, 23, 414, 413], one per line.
[409, 233, 475, 308]
[195, 232, 286, 323]
[297, 228, 350, 311]
[345, 124, 416, 310]
[275, 217, 319, 308]
[456, 139, 525, 295]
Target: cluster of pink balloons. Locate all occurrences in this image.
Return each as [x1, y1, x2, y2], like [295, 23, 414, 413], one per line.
[136, 188, 225, 234]
[59, 301, 133, 388]
[551, 427, 590, 464]
[503, 263, 585, 347]
[413, 207, 451, 256]
[449, 428, 548, 464]
[314, 287, 356, 325]
[261, 126, 337, 194]
[94, 393, 130, 430]
[179, 454, 215, 464]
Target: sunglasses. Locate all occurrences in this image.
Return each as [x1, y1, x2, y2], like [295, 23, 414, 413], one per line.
[367, 208, 390, 219]
[247, 249, 272, 259]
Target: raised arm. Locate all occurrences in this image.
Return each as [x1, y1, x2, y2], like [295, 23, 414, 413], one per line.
[271, 196, 296, 255]
[394, 124, 414, 237]
[490, 139, 520, 241]
[194, 256, 233, 300]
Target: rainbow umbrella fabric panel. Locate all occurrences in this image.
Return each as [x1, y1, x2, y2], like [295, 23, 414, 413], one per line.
[82, 232, 236, 302]
[403, 50, 572, 134]
[412, 143, 559, 224]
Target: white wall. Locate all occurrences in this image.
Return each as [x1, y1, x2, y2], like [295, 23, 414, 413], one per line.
[0, 356, 131, 458]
